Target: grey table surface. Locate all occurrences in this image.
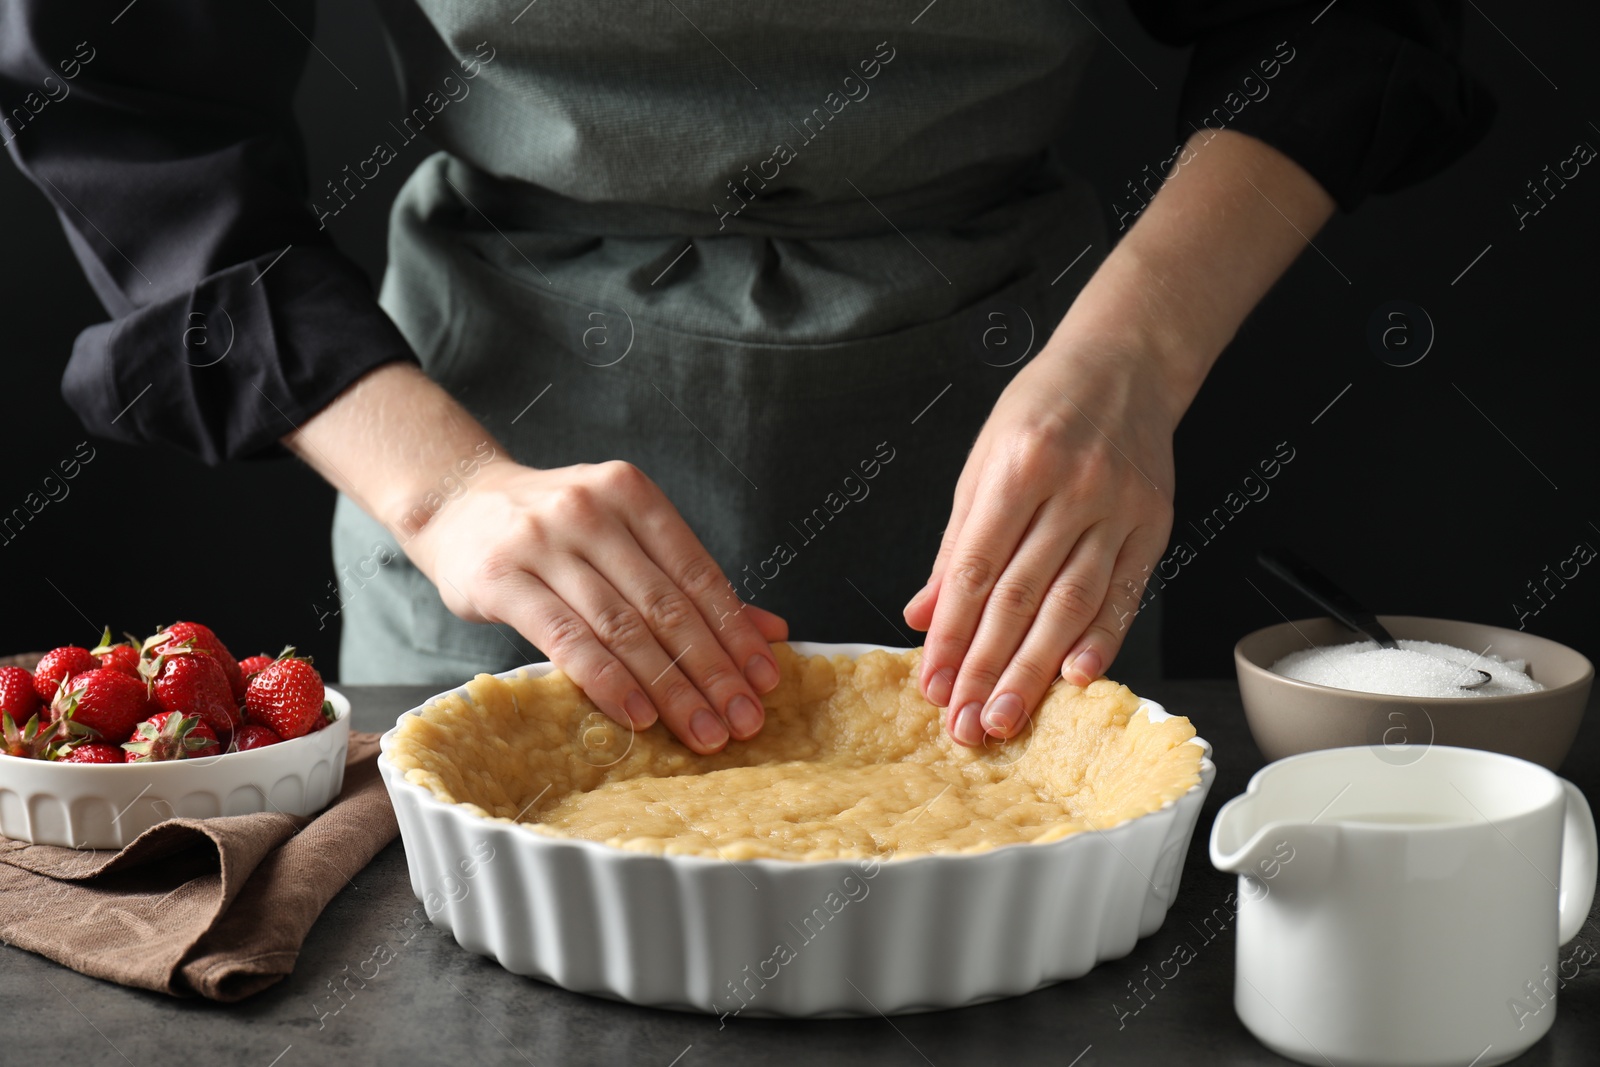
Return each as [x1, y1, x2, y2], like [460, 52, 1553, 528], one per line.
[3, 679, 1597, 1067]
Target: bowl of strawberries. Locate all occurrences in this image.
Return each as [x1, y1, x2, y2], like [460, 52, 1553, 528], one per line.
[0, 620, 350, 848]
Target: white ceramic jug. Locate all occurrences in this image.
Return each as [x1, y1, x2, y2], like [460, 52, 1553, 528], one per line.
[1211, 745, 1597, 1067]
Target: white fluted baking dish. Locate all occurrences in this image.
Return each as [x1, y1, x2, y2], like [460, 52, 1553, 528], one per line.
[377, 643, 1214, 1016]
[0, 688, 350, 849]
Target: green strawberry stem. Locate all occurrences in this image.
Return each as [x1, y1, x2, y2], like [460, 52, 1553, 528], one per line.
[89, 625, 116, 656]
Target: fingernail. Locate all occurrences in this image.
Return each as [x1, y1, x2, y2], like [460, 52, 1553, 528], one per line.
[624, 690, 657, 728]
[726, 694, 764, 738]
[981, 692, 1024, 736]
[745, 654, 780, 693]
[690, 707, 728, 749]
[952, 702, 985, 747]
[926, 667, 955, 707]
[1065, 647, 1102, 686]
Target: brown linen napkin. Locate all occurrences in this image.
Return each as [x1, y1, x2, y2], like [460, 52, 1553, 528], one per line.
[0, 731, 398, 1001]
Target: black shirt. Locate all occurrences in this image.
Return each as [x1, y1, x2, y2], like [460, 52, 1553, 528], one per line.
[0, 1, 1493, 466]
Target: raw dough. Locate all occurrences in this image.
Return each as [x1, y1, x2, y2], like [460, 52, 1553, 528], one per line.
[389, 643, 1202, 862]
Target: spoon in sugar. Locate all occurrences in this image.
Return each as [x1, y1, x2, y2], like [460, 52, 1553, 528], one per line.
[1256, 548, 1491, 690]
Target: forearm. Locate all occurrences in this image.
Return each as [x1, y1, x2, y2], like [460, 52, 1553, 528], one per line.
[281, 362, 507, 557]
[1043, 129, 1337, 427]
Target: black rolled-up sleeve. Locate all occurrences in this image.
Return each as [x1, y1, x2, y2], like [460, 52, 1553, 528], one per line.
[1, 0, 420, 464]
[1129, 0, 1497, 210]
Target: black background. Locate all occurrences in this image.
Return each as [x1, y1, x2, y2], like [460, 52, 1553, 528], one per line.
[2, 1, 1595, 681]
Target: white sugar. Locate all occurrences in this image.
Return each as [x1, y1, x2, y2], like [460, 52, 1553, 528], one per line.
[1268, 639, 1545, 699]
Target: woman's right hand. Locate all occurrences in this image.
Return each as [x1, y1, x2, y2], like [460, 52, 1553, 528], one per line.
[404, 458, 788, 754]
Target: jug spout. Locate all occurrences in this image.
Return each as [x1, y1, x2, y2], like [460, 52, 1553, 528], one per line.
[1209, 795, 1339, 892]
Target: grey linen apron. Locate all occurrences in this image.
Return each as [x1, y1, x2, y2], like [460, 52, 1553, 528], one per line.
[332, 0, 1164, 684]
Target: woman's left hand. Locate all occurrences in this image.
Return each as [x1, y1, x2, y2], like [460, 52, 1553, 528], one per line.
[903, 338, 1178, 746]
[903, 129, 1339, 746]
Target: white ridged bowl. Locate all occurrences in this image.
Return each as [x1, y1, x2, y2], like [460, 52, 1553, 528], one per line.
[378, 644, 1214, 1016]
[0, 687, 350, 849]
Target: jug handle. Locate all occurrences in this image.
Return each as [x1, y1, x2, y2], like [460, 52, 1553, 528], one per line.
[1558, 779, 1598, 946]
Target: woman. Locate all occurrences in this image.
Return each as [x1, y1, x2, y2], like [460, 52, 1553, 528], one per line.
[2, 1, 1490, 754]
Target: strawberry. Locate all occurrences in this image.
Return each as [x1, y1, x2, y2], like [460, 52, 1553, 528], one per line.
[51, 668, 154, 746]
[98, 645, 142, 676]
[142, 649, 240, 746]
[91, 627, 142, 677]
[59, 742, 127, 764]
[0, 666, 42, 723]
[146, 621, 244, 701]
[244, 651, 327, 740]
[238, 654, 275, 681]
[123, 712, 220, 762]
[2, 712, 59, 759]
[34, 646, 98, 704]
[233, 723, 282, 751]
